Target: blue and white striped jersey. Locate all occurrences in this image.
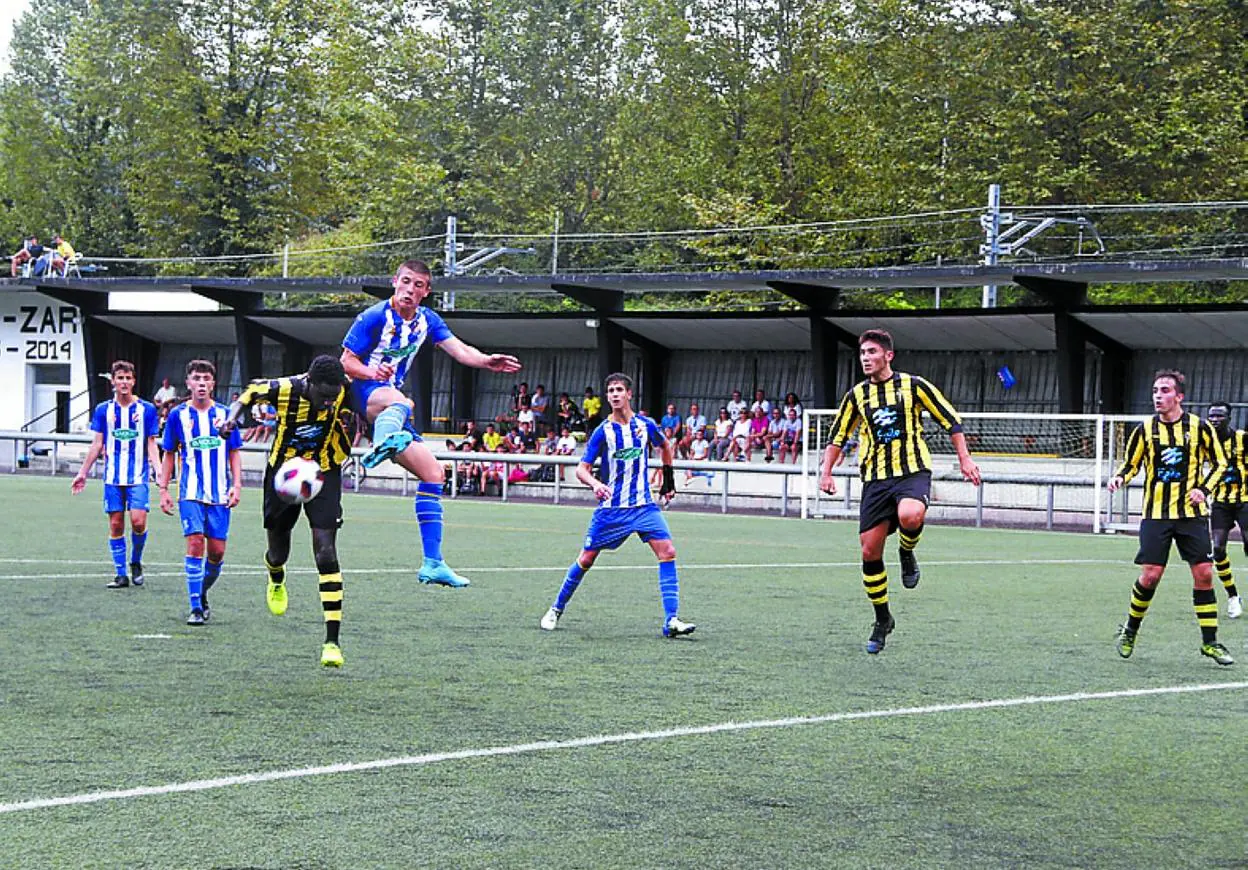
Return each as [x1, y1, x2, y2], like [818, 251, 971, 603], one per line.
[583, 414, 667, 509]
[342, 300, 454, 392]
[161, 402, 242, 505]
[89, 398, 159, 486]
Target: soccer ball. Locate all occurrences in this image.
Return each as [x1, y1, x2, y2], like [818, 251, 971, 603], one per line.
[274, 457, 324, 504]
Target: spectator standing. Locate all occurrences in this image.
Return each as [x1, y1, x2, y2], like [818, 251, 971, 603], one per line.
[750, 389, 771, 417]
[726, 390, 747, 422]
[153, 377, 177, 406]
[582, 387, 602, 430]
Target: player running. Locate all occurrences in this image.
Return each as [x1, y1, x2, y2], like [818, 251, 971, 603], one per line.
[71, 360, 161, 588]
[539, 372, 694, 638]
[820, 329, 981, 654]
[1109, 370, 1231, 665]
[1206, 402, 1245, 619]
[222, 355, 354, 668]
[340, 259, 521, 588]
[158, 360, 243, 626]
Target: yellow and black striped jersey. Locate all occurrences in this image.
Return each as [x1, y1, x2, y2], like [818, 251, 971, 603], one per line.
[1115, 414, 1227, 520]
[830, 372, 963, 483]
[238, 376, 351, 471]
[1213, 428, 1248, 505]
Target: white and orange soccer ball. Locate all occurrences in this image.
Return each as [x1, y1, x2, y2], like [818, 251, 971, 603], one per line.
[274, 457, 324, 504]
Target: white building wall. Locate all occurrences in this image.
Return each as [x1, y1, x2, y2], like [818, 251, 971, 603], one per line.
[0, 291, 89, 432]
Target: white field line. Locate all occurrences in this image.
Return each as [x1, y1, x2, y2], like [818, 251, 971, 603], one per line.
[0, 558, 1123, 581]
[2, 680, 1244, 816]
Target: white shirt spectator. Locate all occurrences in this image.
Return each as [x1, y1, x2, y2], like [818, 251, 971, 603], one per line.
[726, 398, 747, 421]
[713, 416, 733, 439]
[556, 434, 578, 454]
[750, 399, 771, 416]
[732, 417, 751, 445]
[153, 381, 177, 405]
[690, 435, 709, 460]
[517, 408, 535, 427]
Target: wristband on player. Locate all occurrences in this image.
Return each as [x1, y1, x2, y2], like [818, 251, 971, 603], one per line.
[660, 464, 675, 496]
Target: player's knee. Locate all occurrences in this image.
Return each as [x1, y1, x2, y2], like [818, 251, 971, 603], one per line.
[313, 550, 340, 574]
[653, 540, 676, 561]
[186, 535, 206, 557]
[579, 550, 599, 568]
[108, 514, 125, 536]
[1213, 545, 1228, 561]
[1138, 567, 1163, 588]
[206, 540, 226, 562]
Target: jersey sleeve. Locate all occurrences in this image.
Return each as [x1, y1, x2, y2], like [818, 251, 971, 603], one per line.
[161, 411, 182, 452]
[342, 306, 383, 358]
[424, 308, 454, 345]
[1199, 420, 1228, 494]
[829, 390, 861, 448]
[89, 402, 107, 434]
[225, 424, 243, 451]
[1114, 423, 1146, 483]
[582, 424, 606, 466]
[238, 378, 278, 408]
[913, 376, 963, 433]
[143, 402, 159, 439]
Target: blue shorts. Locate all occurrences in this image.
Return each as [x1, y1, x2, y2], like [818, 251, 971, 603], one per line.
[350, 381, 422, 440]
[103, 483, 150, 514]
[178, 501, 232, 540]
[583, 505, 672, 552]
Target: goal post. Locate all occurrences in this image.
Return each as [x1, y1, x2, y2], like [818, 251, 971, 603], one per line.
[801, 410, 1133, 532]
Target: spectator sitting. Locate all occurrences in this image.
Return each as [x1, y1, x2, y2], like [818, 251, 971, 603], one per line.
[462, 420, 484, 451]
[782, 392, 803, 420]
[456, 442, 482, 494]
[684, 427, 714, 487]
[10, 236, 44, 277]
[554, 426, 578, 481]
[746, 406, 770, 460]
[482, 423, 505, 452]
[750, 388, 771, 417]
[726, 389, 747, 422]
[555, 392, 583, 433]
[531, 384, 550, 433]
[153, 377, 177, 406]
[765, 406, 786, 462]
[482, 446, 507, 495]
[516, 397, 535, 430]
[679, 402, 707, 458]
[516, 420, 538, 453]
[725, 411, 752, 461]
[582, 386, 602, 430]
[710, 408, 734, 460]
[659, 403, 682, 444]
[778, 407, 803, 463]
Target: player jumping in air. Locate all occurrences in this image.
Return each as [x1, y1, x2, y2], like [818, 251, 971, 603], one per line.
[158, 359, 243, 625]
[223, 356, 354, 667]
[340, 260, 521, 588]
[539, 372, 693, 637]
[71, 360, 161, 588]
[820, 329, 981, 654]
[1110, 371, 1232, 665]
[1205, 402, 1245, 620]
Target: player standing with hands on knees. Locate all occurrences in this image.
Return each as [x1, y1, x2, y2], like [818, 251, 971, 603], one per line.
[158, 360, 242, 625]
[821, 329, 980, 654]
[222, 355, 355, 668]
[340, 260, 521, 588]
[71, 360, 161, 588]
[539, 372, 694, 638]
[1109, 370, 1232, 665]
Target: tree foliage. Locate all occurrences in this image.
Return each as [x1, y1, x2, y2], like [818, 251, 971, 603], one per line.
[1, 0, 1245, 302]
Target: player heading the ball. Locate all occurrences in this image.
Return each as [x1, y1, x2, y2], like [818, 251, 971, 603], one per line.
[223, 355, 354, 668]
[539, 372, 694, 638]
[820, 329, 980, 655]
[340, 259, 521, 589]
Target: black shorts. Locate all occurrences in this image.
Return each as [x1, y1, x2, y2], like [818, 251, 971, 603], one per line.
[859, 471, 931, 534]
[263, 466, 343, 533]
[1210, 502, 1248, 535]
[1135, 518, 1212, 567]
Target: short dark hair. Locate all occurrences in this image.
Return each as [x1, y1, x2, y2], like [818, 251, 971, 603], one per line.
[110, 360, 135, 376]
[397, 259, 432, 277]
[186, 359, 215, 378]
[1153, 369, 1186, 393]
[605, 372, 632, 391]
[308, 354, 347, 387]
[859, 329, 894, 352]
[1208, 400, 1231, 413]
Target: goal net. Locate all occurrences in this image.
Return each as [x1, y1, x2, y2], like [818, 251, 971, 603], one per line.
[801, 410, 1118, 531]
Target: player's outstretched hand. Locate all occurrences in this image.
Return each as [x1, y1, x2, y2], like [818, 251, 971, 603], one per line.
[961, 456, 982, 486]
[484, 353, 522, 374]
[70, 473, 86, 495]
[820, 472, 837, 496]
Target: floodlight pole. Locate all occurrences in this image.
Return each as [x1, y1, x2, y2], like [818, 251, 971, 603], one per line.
[981, 183, 1001, 308]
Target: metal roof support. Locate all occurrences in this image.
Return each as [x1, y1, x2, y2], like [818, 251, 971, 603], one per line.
[235, 313, 265, 388]
[550, 283, 625, 313]
[810, 316, 841, 409]
[596, 319, 625, 391]
[767, 280, 841, 310]
[245, 318, 314, 376]
[190, 285, 264, 312]
[34, 285, 118, 406]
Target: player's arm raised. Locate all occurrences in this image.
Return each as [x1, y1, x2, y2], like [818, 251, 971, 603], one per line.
[436, 336, 522, 374]
[71, 432, 105, 494]
[221, 381, 267, 435]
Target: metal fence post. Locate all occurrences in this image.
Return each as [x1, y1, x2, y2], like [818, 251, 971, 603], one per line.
[976, 482, 985, 527]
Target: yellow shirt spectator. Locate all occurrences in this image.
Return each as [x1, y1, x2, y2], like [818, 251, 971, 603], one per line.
[483, 430, 504, 451]
[582, 393, 601, 420]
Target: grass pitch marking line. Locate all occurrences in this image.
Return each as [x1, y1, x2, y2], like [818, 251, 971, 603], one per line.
[2, 680, 1245, 816]
[132, 634, 171, 639]
[0, 558, 1123, 581]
